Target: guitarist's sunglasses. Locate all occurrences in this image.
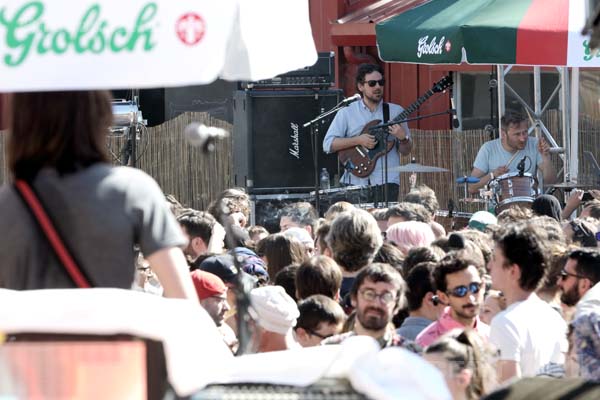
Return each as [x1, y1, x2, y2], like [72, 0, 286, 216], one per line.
[363, 79, 385, 87]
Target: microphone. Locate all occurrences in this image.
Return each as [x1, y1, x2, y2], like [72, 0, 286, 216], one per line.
[340, 93, 361, 106]
[449, 96, 460, 129]
[517, 156, 526, 176]
[184, 123, 229, 152]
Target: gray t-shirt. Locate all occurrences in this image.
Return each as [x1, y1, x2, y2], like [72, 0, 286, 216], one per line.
[396, 316, 433, 341]
[0, 164, 186, 289]
[473, 137, 542, 175]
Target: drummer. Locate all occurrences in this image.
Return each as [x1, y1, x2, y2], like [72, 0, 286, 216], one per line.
[468, 108, 557, 194]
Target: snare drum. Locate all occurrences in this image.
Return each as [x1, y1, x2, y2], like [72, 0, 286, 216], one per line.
[490, 172, 538, 214]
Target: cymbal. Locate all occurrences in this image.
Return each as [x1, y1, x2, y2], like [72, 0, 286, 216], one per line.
[549, 183, 594, 189]
[390, 163, 449, 173]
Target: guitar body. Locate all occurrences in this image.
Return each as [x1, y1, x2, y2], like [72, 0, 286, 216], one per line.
[338, 120, 395, 178]
[336, 75, 452, 178]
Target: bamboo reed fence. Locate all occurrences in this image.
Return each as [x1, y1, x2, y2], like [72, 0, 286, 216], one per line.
[1, 109, 599, 215]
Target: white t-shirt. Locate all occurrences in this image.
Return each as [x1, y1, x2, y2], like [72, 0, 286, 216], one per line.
[490, 293, 567, 377]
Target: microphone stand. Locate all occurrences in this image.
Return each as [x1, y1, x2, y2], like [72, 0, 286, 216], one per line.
[384, 130, 389, 207]
[373, 109, 456, 130]
[215, 211, 256, 356]
[303, 100, 354, 215]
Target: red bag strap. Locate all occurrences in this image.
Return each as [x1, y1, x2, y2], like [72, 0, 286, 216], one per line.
[14, 179, 92, 288]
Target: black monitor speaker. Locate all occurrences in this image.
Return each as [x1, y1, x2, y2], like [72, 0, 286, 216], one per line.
[233, 89, 343, 192]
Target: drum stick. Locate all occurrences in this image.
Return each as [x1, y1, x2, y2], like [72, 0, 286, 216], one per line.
[506, 151, 520, 168]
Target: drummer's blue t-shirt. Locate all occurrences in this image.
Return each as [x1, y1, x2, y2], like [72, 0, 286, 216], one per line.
[473, 137, 542, 175]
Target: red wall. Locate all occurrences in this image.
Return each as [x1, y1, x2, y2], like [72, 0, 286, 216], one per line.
[308, 0, 451, 130]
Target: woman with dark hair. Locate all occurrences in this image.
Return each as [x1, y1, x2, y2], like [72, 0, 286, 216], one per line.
[256, 233, 307, 281]
[0, 91, 196, 299]
[424, 329, 497, 400]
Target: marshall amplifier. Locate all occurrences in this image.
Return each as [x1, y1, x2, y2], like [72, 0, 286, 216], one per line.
[240, 52, 334, 89]
[233, 89, 343, 192]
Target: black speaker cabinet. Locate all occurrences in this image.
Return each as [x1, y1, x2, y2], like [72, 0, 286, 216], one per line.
[250, 193, 312, 233]
[233, 89, 343, 192]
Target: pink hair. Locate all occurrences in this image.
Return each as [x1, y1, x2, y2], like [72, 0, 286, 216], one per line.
[386, 221, 435, 255]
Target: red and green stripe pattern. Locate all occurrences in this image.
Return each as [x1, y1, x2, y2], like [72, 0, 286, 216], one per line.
[376, 0, 571, 66]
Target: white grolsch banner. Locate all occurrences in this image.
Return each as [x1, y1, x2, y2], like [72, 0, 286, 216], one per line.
[0, 0, 318, 91]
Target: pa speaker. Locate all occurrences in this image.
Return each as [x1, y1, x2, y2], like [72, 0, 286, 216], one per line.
[233, 89, 343, 192]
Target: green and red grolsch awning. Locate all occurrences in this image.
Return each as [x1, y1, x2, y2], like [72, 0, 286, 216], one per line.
[376, 0, 598, 67]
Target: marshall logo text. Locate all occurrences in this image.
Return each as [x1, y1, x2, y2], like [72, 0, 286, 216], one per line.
[289, 122, 300, 159]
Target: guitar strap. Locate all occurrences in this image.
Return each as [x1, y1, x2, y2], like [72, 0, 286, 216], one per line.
[383, 102, 396, 149]
[383, 102, 390, 124]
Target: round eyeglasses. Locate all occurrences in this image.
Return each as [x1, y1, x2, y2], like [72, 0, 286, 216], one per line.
[359, 288, 396, 304]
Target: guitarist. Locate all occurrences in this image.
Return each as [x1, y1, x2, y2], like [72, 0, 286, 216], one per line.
[323, 64, 412, 203]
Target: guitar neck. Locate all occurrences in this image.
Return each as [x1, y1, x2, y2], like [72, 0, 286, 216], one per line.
[391, 89, 434, 125]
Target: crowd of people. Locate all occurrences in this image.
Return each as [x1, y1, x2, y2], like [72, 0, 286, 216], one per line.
[163, 180, 600, 399]
[2, 86, 600, 399]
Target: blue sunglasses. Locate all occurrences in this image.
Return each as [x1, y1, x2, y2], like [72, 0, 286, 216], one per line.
[447, 282, 482, 298]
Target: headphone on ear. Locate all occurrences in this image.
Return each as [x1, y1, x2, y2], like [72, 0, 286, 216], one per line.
[431, 295, 446, 306]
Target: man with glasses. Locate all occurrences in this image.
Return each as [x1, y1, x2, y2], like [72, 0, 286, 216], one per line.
[468, 108, 557, 194]
[557, 248, 600, 318]
[415, 256, 489, 347]
[323, 63, 412, 202]
[488, 222, 567, 382]
[323, 263, 419, 351]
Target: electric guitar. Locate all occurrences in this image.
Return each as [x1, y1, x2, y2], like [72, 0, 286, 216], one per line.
[338, 75, 453, 178]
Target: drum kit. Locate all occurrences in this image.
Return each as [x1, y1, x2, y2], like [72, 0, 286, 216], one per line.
[314, 157, 595, 227]
[456, 172, 541, 214]
[457, 173, 596, 215]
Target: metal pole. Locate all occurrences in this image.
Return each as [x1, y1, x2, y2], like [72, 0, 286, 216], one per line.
[560, 67, 571, 183]
[533, 66, 543, 189]
[456, 73, 463, 132]
[454, 73, 464, 203]
[497, 65, 505, 129]
[570, 67, 580, 184]
[131, 89, 140, 168]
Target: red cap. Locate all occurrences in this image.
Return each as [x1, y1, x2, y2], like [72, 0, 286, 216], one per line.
[190, 270, 227, 300]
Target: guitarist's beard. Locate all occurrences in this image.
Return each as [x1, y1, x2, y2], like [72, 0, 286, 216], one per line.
[364, 90, 383, 105]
